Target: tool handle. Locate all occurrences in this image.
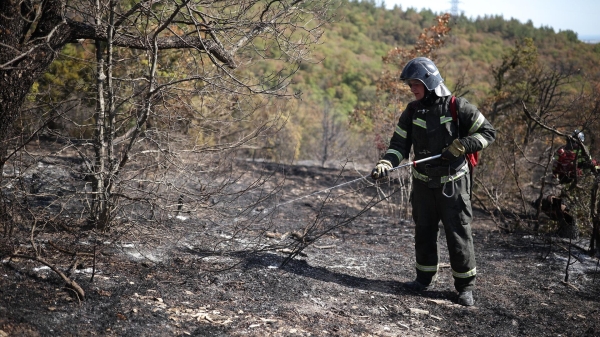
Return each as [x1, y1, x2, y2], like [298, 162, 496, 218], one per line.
[389, 154, 442, 172]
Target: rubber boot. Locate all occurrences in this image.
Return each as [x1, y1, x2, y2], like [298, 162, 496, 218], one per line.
[405, 274, 437, 292]
[458, 291, 474, 306]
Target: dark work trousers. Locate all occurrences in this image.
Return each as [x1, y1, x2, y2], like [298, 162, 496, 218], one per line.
[410, 173, 476, 292]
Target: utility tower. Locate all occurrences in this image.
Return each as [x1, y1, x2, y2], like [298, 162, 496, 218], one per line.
[450, 0, 459, 17]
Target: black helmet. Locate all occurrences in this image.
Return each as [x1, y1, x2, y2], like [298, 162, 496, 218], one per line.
[400, 57, 451, 96]
[572, 129, 585, 142]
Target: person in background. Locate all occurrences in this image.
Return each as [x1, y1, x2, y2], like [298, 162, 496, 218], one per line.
[552, 129, 599, 184]
[542, 129, 600, 239]
[371, 57, 496, 306]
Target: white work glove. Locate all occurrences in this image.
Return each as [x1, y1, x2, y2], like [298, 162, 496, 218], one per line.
[371, 160, 393, 179]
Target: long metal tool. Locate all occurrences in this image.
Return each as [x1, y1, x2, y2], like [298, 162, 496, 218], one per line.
[271, 154, 442, 209]
[388, 154, 442, 173]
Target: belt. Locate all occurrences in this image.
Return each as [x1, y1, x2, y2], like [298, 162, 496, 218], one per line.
[412, 163, 469, 184]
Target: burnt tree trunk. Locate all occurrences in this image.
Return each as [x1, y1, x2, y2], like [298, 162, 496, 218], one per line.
[0, 0, 74, 173]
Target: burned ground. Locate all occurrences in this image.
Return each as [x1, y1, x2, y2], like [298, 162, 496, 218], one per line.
[1, 160, 599, 336]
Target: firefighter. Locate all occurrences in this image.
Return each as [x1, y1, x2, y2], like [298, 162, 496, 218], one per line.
[552, 129, 599, 184]
[545, 129, 599, 238]
[371, 57, 496, 306]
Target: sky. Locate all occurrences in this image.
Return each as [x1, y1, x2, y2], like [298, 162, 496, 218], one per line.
[382, 0, 600, 41]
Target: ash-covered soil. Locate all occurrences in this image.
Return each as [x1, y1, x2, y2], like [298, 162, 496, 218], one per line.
[1, 160, 599, 336]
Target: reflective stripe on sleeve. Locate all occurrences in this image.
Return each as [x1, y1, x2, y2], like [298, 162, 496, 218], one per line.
[468, 113, 485, 135]
[395, 125, 407, 138]
[386, 149, 403, 163]
[472, 133, 489, 149]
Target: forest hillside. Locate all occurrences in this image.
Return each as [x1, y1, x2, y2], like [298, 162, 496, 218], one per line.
[277, 0, 600, 164]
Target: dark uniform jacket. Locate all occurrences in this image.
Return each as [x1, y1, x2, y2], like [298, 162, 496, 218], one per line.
[382, 95, 496, 180]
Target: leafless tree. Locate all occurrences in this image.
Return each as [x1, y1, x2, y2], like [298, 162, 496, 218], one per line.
[0, 0, 335, 298]
[318, 99, 350, 167]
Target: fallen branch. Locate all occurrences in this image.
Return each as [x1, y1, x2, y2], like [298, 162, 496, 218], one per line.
[10, 254, 85, 300]
[313, 245, 336, 249]
[276, 248, 307, 257]
[561, 280, 579, 291]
